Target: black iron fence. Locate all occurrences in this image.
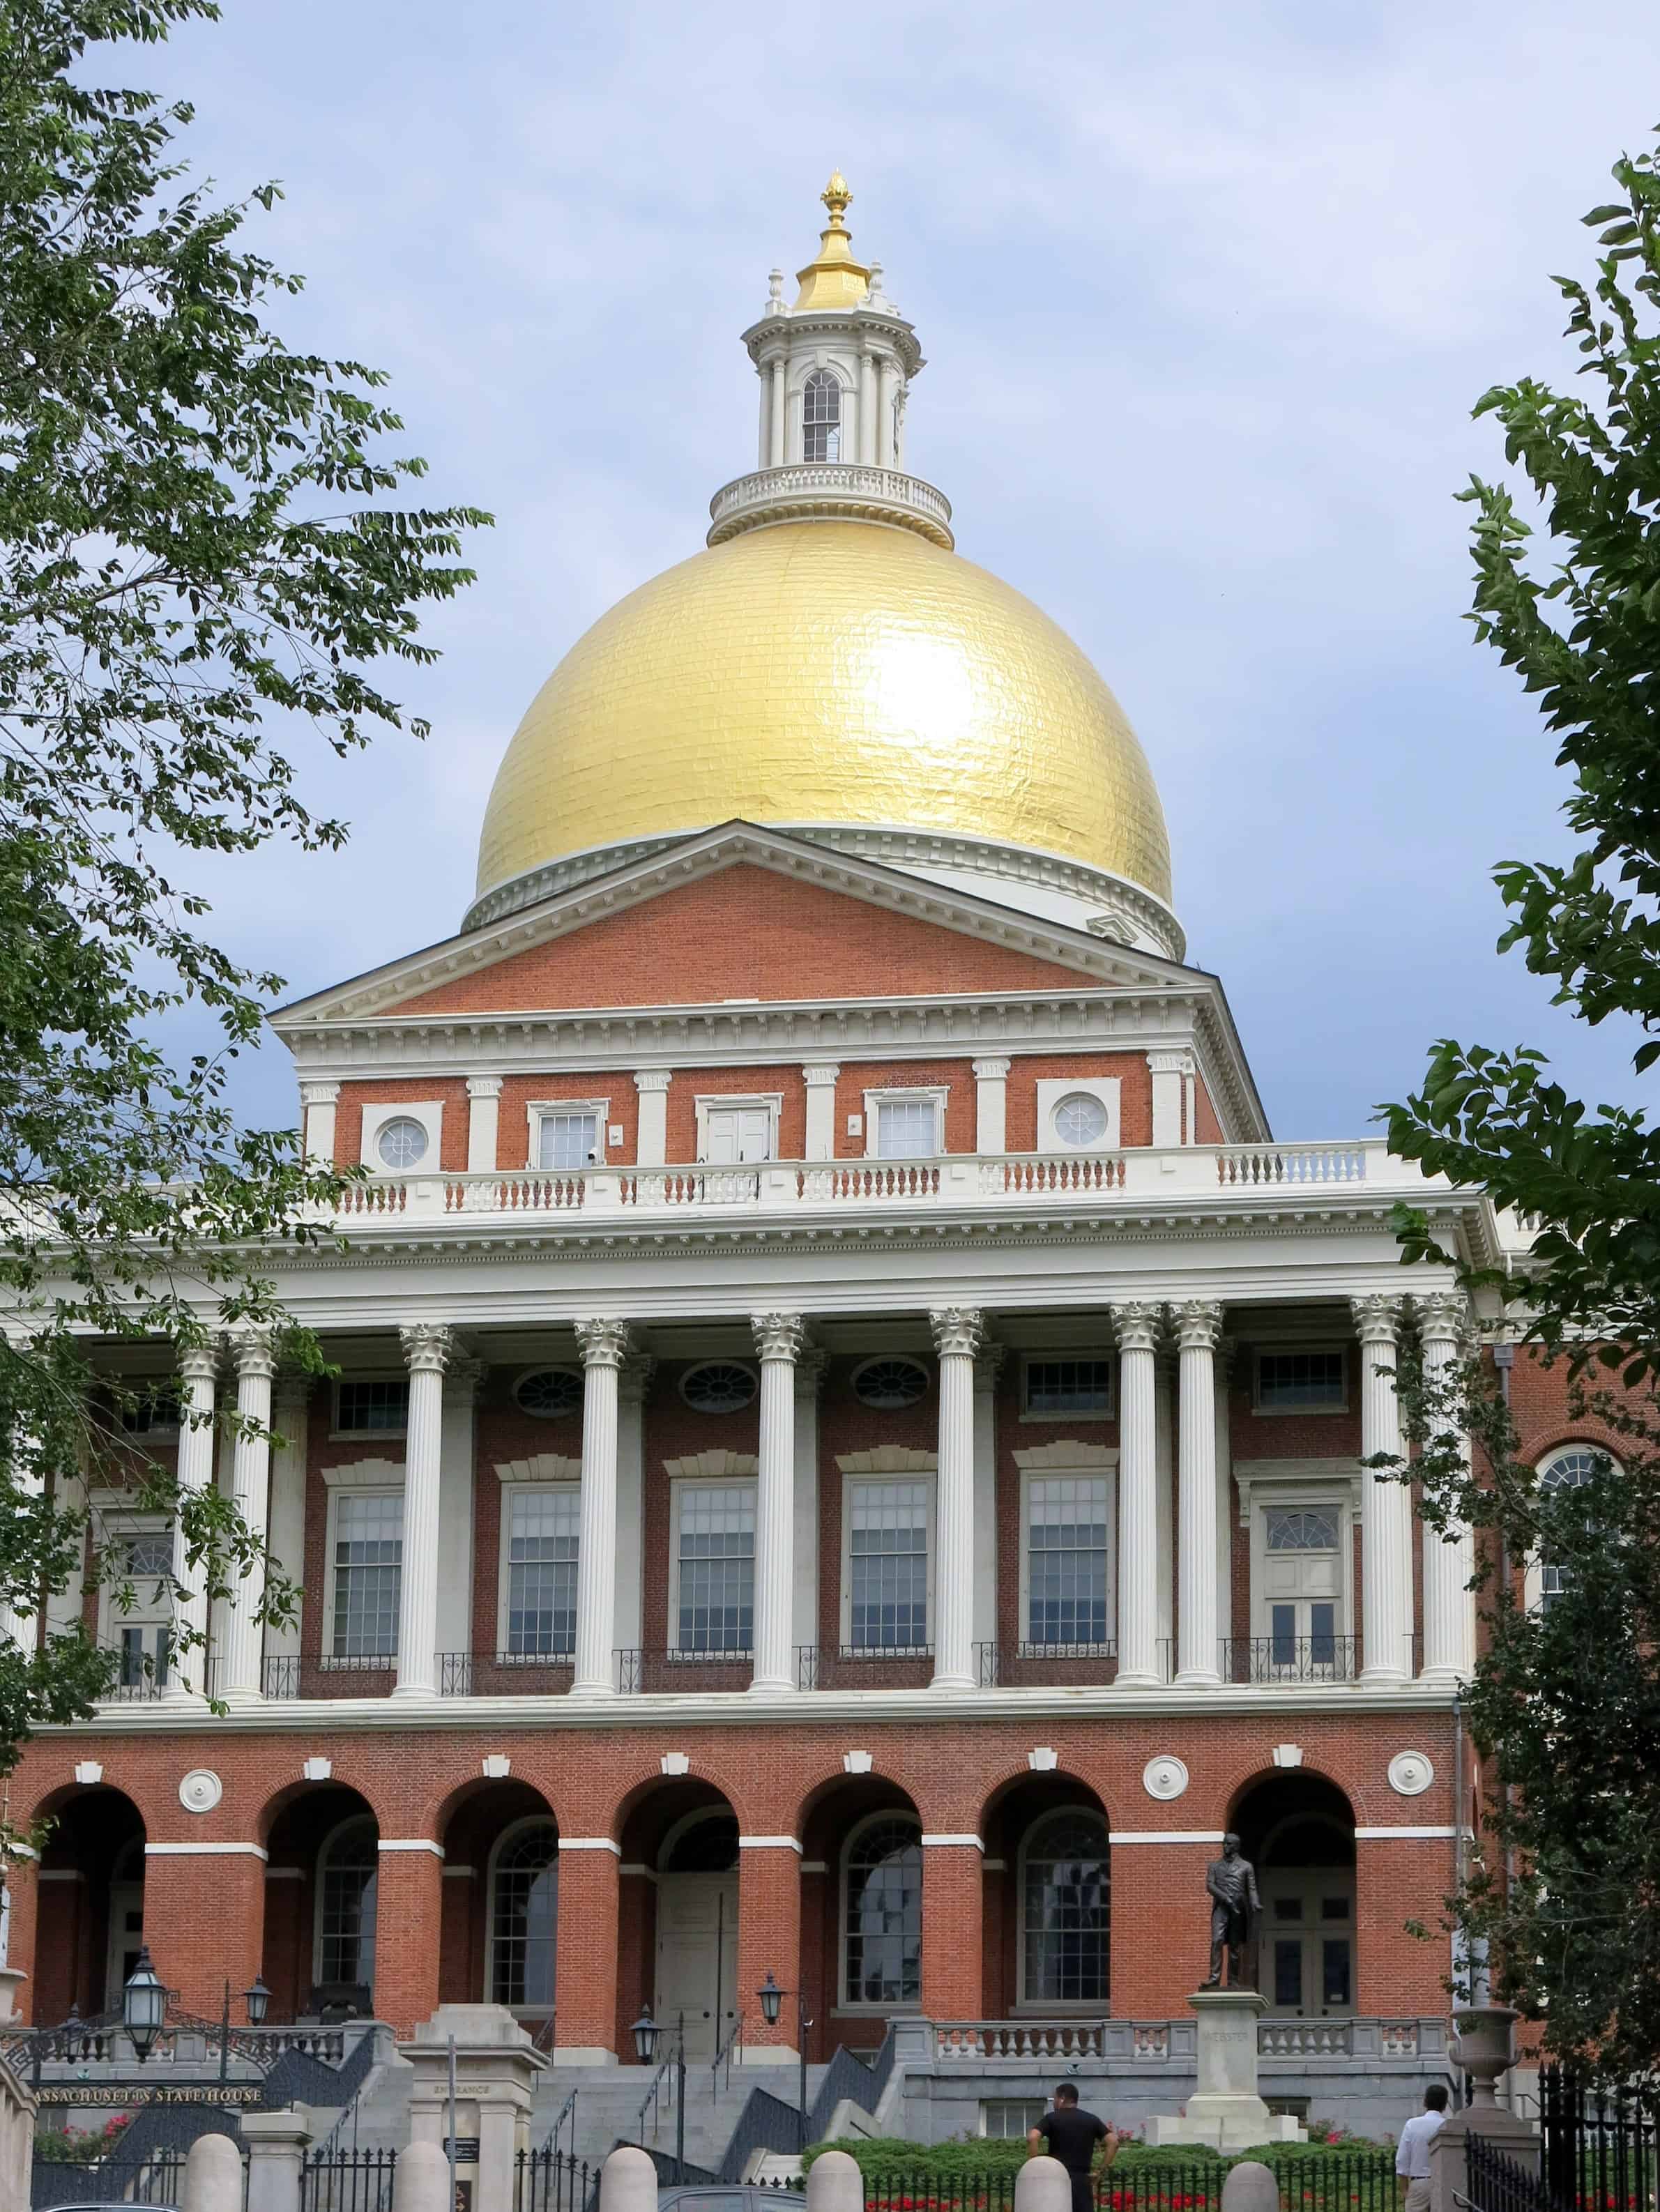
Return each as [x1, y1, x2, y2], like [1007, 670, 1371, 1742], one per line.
[1466, 2132, 1550, 2212]
[1539, 2066, 1659, 2212]
[33, 2151, 189, 2209]
[300, 2145, 397, 2212]
[858, 2156, 1403, 2212]
[514, 2147, 599, 2212]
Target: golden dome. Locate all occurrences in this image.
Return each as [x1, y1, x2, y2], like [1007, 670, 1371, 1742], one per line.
[474, 521, 1173, 915]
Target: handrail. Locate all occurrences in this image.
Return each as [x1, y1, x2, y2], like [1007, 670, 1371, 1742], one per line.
[541, 2084, 579, 2156]
[713, 2011, 745, 2094]
[631, 2050, 676, 2146]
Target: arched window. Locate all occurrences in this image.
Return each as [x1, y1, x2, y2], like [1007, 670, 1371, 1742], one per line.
[802, 370, 842, 462]
[1538, 1446, 1616, 1612]
[1020, 1808, 1110, 2004]
[317, 1818, 379, 1990]
[489, 1821, 559, 2012]
[842, 1816, 921, 2007]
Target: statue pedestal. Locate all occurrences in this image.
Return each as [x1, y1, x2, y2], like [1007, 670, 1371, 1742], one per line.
[1147, 1992, 1307, 2151]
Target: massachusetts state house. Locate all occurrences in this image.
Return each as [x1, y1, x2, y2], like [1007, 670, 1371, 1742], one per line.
[9, 177, 1591, 2142]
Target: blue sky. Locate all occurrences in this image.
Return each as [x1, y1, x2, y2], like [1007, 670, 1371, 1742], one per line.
[126, 0, 1659, 1141]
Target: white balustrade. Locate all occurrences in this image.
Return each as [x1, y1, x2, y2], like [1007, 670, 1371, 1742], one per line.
[934, 2021, 1107, 2061]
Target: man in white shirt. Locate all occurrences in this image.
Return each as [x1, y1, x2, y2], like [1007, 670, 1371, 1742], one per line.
[1396, 2084, 1450, 2212]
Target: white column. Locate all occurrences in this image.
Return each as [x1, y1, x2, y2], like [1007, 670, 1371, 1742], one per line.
[614, 1355, 653, 1657]
[169, 1342, 220, 1696]
[859, 349, 877, 464]
[972, 1345, 1003, 1656]
[1214, 1339, 1235, 1647]
[220, 1329, 276, 1702]
[263, 1377, 310, 1670]
[972, 1059, 1011, 1156]
[633, 1071, 671, 1168]
[435, 1355, 480, 1671]
[1174, 1302, 1224, 1686]
[802, 1065, 839, 1162]
[0, 1408, 44, 1653]
[1417, 1292, 1477, 1684]
[1114, 1303, 1162, 1686]
[877, 358, 899, 467]
[1147, 1053, 1188, 1147]
[393, 1322, 454, 1698]
[300, 1082, 339, 1168]
[465, 1077, 501, 1173]
[757, 360, 772, 468]
[768, 357, 786, 468]
[792, 1351, 825, 1661]
[1353, 1295, 1412, 1685]
[571, 1318, 630, 1698]
[750, 1313, 804, 1694]
[929, 1307, 984, 1690]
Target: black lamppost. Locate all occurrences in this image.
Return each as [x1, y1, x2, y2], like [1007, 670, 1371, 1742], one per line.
[631, 2005, 687, 2179]
[122, 1946, 167, 2063]
[245, 1976, 271, 2027]
[757, 1971, 812, 2152]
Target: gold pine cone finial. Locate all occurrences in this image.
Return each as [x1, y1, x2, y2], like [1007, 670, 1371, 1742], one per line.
[821, 170, 852, 227]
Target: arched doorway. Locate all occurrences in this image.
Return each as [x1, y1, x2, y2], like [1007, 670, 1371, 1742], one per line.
[799, 1774, 922, 2057]
[982, 1774, 1110, 2020]
[36, 1786, 146, 2020]
[261, 1783, 379, 2022]
[618, 1780, 740, 2061]
[1231, 1774, 1357, 2018]
[437, 1780, 559, 2022]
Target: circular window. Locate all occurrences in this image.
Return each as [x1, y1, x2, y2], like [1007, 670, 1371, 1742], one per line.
[376, 1116, 428, 1170]
[514, 1367, 581, 1419]
[853, 1357, 930, 1410]
[680, 1361, 757, 1414]
[1053, 1092, 1109, 1148]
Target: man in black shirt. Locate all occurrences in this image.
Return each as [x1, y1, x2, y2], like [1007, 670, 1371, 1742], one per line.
[1028, 2082, 1120, 2212]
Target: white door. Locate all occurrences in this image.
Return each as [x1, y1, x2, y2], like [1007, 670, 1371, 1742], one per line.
[654, 1872, 739, 2060]
[704, 1108, 772, 1166]
[105, 1879, 146, 2011]
[1261, 1870, 1355, 2016]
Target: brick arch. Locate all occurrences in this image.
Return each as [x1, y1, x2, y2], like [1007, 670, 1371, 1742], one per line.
[1222, 1761, 1357, 1833]
[975, 1762, 1112, 1835]
[259, 1779, 380, 2026]
[436, 1780, 560, 2015]
[32, 1783, 146, 2022]
[980, 1771, 1111, 2022]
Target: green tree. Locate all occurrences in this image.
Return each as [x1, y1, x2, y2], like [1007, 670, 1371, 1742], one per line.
[0, 0, 486, 1812]
[1382, 139, 1660, 2082]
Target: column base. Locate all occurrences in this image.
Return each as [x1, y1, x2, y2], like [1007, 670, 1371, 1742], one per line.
[1416, 1664, 1463, 1689]
[929, 1670, 976, 1693]
[566, 1681, 618, 1702]
[1173, 1668, 1221, 1688]
[1114, 1668, 1162, 1689]
[1359, 1666, 1410, 1688]
[747, 1675, 795, 1697]
[216, 1686, 265, 1709]
[391, 1679, 439, 1700]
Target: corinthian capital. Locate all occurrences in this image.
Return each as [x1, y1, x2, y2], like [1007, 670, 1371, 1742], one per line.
[930, 1307, 985, 1360]
[1111, 1300, 1163, 1355]
[399, 1321, 457, 1375]
[751, 1312, 806, 1364]
[574, 1318, 632, 1370]
[177, 1339, 222, 1385]
[1415, 1290, 1470, 1345]
[1174, 1299, 1225, 1353]
[1350, 1294, 1404, 1347]
[229, 1326, 278, 1382]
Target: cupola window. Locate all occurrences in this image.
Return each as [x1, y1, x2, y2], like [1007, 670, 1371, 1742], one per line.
[802, 369, 842, 462]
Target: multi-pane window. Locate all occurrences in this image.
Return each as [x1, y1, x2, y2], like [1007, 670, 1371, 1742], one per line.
[875, 1099, 938, 1159]
[849, 1482, 929, 1651]
[505, 1489, 579, 1657]
[802, 369, 842, 462]
[539, 1112, 599, 1171]
[1263, 1506, 1341, 1669]
[1266, 1509, 1339, 1552]
[119, 1390, 179, 1435]
[1538, 1447, 1610, 1612]
[1021, 1809, 1111, 2003]
[1051, 1093, 1109, 1148]
[1255, 1350, 1346, 1410]
[319, 1819, 379, 1988]
[490, 1822, 558, 2011]
[1024, 1359, 1112, 1416]
[115, 1532, 173, 1688]
[1027, 1477, 1110, 1647]
[676, 1483, 754, 1653]
[331, 1493, 402, 1658]
[374, 1116, 427, 1170]
[982, 2103, 1046, 2141]
[844, 1819, 921, 2005]
[335, 1378, 409, 1434]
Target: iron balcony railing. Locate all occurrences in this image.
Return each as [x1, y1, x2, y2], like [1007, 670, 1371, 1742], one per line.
[976, 1639, 1118, 1686]
[795, 1643, 934, 1688]
[438, 1650, 576, 1696]
[614, 1646, 754, 1694]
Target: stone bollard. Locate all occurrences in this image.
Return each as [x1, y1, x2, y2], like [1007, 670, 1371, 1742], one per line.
[1221, 2163, 1281, 2212]
[807, 2151, 865, 2212]
[183, 2132, 245, 2212]
[1015, 2155, 1072, 2212]
[392, 2140, 451, 2212]
[600, 2144, 660, 2212]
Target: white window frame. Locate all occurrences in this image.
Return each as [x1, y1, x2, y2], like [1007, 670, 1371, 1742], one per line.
[114, 1385, 180, 1439]
[496, 1479, 580, 1659]
[1251, 1345, 1350, 1416]
[1015, 1802, 1113, 2011]
[1016, 1452, 1118, 1653]
[91, 1503, 176, 1667]
[321, 1462, 406, 1662]
[360, 1100, 443, 1176]
[1524, 1444, 1620, 1612]
[528, 1098, 610, 1172]
[1035, 1078, 1122, 1153]
[667, 1473, 758, 1656]
[837, 1808, 923, 2014]
[789, 354, 852, 466]
[484, 1814, 561, 2016]
[330, 1373, 409, 1442]
[1019, 1355, 1116, 1424]
[1247, 1483, 1353, 1647]
[980, 2100, 1047, 2141]
[863, 1088, 948, 1162]
[839, 1469, 937, 1653]
[693, 1094, 783, 1164]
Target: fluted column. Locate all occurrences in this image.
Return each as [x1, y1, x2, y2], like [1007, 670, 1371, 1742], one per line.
[750, 1313, 804, 1693]
[169, 1342, 220, 1695]
[571, 1318, 631, 1698]
[877, 358, 899, 466]
[768, 357, 786, 467]
[0, 1380, 44, 1654]
[1114, 1303, 1162, 1686]
[1417, 1292, 1477, 1684]
[393, 1322, 453, 1698]
[1174, 1301, 1224, 1686]
[930, 1307, 984, 1690]
[219, 1330, 275, 1702]
[1353, 1295, 1412, 1684]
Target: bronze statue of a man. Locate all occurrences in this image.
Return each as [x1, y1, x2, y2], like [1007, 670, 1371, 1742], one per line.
[1200, 1832, 1260, 1989]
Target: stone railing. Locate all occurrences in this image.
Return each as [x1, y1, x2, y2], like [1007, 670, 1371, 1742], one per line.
[707, 462, 955, 547]
[922, 2016, 1442, 2068]
[333, 1141, 1396, 1226]
[934, 2020, 1109, 2061]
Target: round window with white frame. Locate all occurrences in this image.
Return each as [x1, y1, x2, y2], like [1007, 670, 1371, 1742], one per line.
[513, 1368, 582, 1419]
[1052, 1093, 1110, 1150]
[680, 1362, 758, 1414]
[375, 1116, 427, 1170]
[852, 1357, 930, 1411]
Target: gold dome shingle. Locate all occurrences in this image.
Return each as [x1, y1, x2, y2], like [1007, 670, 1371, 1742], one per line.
[475, 521, 1173, 910]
